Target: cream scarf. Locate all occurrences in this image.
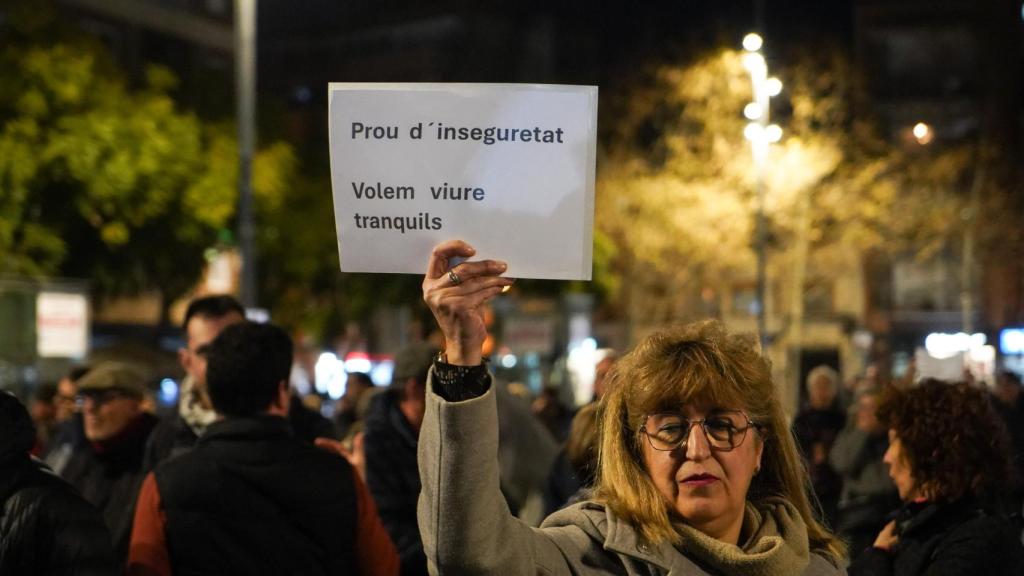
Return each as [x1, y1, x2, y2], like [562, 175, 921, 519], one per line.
[673, 497, 810, 576]
[179, 375, 218, 435]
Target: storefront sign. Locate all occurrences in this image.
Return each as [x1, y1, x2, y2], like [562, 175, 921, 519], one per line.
[36, 292, 88, 358]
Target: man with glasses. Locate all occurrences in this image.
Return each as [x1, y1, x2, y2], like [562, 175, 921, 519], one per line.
[56, 361, 159, 565]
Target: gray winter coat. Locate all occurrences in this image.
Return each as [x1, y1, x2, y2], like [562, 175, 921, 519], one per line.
[417, 379, 846, 575]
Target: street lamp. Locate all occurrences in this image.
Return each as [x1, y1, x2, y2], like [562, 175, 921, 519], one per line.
[236, 0, 258, 308]
[742, 32, 782, 349]
[912, 122, 933, 145]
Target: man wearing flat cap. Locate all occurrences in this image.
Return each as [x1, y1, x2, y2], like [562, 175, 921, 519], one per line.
[56, 361, 159, 565]
[363, 341, 438, 576]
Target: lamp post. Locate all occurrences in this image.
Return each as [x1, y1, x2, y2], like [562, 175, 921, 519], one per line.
[742, 33, 782, 349]
[236, 0, 257, 308]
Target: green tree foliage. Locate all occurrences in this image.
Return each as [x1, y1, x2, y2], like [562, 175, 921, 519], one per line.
[0, 1, 295, 314]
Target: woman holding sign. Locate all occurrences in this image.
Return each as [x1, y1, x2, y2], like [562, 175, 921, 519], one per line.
[417, 240, 845, 576]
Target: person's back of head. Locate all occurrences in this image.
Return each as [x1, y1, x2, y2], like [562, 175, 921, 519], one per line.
[0, 391, 36, 465]
[205, 321, 293, 417]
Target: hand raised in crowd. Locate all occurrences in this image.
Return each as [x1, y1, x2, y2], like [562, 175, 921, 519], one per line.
[315, 433, 366, 481]
[422, 240, 513, 366]
[872, 520, 899, 551]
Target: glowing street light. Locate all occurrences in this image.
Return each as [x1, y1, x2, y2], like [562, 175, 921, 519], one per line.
[741, 31, 783, 349]
[743, 32, 764, 52]
[913, 122, 933, 145]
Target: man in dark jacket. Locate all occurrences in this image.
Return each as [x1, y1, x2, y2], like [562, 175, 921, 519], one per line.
[127, 321, 397, 576]
[363, 342, 438, 576]
[1, 391, 116, 575]
[144, 295, 337, 471]
[55, 362, 159, 565]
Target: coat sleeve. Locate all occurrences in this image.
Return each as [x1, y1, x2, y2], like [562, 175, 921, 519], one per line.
[38, 485, 118, 576]
[417, 369, 571, 576]
[847, 547, 893, 576]
[353, 468, 401, 576]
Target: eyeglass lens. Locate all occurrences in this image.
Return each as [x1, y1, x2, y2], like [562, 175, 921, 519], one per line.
[644, 411, 750, 451]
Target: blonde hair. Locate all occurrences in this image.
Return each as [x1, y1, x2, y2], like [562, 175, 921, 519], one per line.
[592, 320, 844, 560]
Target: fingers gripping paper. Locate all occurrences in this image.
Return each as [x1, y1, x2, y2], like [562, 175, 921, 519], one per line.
[328, 83, 598, 280]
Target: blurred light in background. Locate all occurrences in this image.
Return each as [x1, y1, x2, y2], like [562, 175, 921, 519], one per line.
[912, 122, 933, 145]
[742, 32, 763, 51]
[500, 354, 518, 369]
[765, 124, 783, 143]
[924, 331, 986, 359]
[744, 102, 763, 120]
[159, 378, 179, 406]
[315, 352, 345, 398]
[765, 77, 783, 97]
[1000, 328, 1024, 355]
[344, 352, 372, 374]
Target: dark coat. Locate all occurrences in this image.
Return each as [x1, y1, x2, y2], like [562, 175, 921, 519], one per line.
[143, 396, 337, 472]
[363, 388, 427, 576]
[141, 411, 198, 471]
[849, 498, 1024, 576]
[792, 406, 846, 527]
[154, 415, 358, 575]
[0, 393, 116, 575]
[58, 412, 159, 563]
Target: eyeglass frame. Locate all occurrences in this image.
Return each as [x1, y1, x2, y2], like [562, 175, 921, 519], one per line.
[639, 410, 765, 453]
[76, 388, 133, 408]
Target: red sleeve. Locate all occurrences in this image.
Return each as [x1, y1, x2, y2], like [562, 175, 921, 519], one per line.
[126, 472, 171, 576]
[353, 468, 400, 576]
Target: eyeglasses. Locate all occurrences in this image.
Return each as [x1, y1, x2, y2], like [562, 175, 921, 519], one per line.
[76, 389, 130, 407]
[641, 410, 761, 452]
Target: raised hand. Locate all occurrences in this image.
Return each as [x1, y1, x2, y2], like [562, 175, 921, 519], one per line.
[422, 240, 513, 366]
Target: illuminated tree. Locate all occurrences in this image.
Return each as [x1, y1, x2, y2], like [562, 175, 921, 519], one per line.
[0, 2, 296, 316]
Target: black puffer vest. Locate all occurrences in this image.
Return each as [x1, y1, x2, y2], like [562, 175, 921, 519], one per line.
[154, 415, 358, 575]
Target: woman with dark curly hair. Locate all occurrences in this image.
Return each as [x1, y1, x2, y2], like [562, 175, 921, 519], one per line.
[849, 379, 1024, 575]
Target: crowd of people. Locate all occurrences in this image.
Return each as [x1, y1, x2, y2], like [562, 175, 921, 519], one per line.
[2, 240, 1024, 575]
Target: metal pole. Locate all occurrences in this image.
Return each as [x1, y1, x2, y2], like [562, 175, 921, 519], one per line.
[756, 173, 767, 349]
[236, 0, 257, 308]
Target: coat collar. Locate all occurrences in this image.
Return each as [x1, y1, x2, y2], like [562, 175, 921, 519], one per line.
[199, 414, 293, 445]
[556, 502, 708, 574]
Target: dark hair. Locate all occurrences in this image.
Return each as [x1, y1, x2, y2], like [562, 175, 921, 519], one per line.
[182, 295, 245, 331]
[206, 322, 293, 417]
[877, 379, 1015, 503]
[347, 372, 374, 389]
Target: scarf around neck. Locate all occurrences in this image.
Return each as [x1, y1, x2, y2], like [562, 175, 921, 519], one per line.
[179, 375, 218, 436]
[673, 496, 811, 576]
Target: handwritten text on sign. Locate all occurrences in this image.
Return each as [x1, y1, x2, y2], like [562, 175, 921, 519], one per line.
[328, 83, 598, 280]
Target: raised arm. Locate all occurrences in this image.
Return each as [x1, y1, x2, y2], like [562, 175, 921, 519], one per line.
[416, 241, 567, 575]
[420, 239, 511, 366]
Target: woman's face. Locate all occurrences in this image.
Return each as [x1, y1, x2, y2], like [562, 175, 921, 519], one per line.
[641, 402, 763, 541]
[884, 429, 919, 500]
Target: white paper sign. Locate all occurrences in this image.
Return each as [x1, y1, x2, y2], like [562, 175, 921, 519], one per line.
[328, 83, 598, 280]
[36, 292, 89, 358]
